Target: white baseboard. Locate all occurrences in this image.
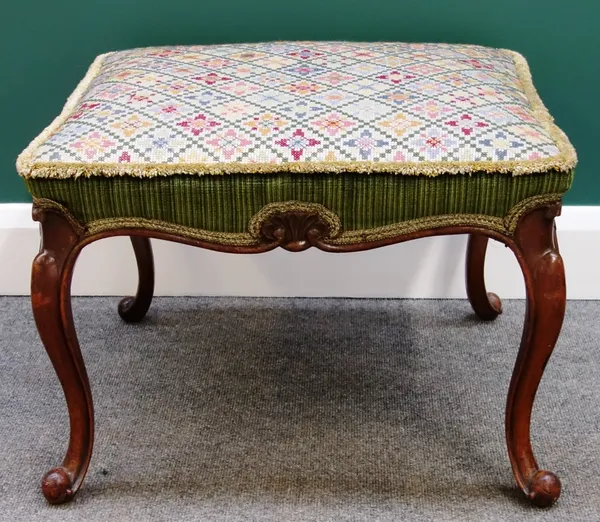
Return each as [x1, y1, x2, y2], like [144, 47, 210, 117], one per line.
[1, 203, 599, 298]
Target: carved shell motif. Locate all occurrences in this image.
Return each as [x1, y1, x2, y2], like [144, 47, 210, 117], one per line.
[248, 202, 342, 252]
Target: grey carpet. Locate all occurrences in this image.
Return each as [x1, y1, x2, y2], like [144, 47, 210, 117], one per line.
[0, 297, 599, 522]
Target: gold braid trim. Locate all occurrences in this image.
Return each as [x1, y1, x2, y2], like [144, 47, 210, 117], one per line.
[32, 198, 86, 237]
[86, 217, 259, 246]
[503, 192, 565, 233]
[329, 215, 506, 245]
[17, 48, 576, 179]
[326, 193, 563, 245]
[31, 193, 563, 247]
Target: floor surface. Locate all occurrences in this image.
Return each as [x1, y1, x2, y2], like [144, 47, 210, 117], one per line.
[1, 297, 598, 521]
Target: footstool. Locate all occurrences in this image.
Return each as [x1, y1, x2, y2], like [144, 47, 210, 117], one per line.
[17, 42, 577, 507]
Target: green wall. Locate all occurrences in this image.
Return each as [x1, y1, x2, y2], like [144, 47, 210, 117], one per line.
[1, 1, 597, 203]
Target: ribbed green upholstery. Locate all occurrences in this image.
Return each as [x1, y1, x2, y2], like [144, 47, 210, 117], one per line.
[25, 171, 573, 233]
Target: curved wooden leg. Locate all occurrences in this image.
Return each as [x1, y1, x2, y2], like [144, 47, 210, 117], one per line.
[466, 234, 502, 320]
[118, 236, 154, 323]
[506, 204, 565, 507]
[31, 206, 93, 504]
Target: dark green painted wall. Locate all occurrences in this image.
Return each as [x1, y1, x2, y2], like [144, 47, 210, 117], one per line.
[1, 1, 597, 203]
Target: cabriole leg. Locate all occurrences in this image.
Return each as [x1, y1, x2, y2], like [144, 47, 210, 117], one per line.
[466, 233, 502, 320]
[118, 236, 154, 323]
[31, 206, 93, 504]
[506, 204, 565, 507]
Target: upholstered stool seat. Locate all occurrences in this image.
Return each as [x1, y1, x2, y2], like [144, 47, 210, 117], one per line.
[18, 42, 576, 506]
[19, 42, 575, 244]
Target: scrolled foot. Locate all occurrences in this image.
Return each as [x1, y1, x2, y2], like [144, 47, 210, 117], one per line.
[42, 467, 74, 504]
[118, 296, 144, 323]
[527, 470, 561, 507]
[485, 292, 503, 318]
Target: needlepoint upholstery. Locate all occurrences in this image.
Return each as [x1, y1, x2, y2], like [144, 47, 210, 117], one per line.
[18, 42, 576, 242]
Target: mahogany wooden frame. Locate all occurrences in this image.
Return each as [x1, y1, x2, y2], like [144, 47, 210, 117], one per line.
[31, 199, 566, 508]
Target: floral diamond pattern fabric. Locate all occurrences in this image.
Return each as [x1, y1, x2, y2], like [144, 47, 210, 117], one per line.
[19, 42, 576, 178]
